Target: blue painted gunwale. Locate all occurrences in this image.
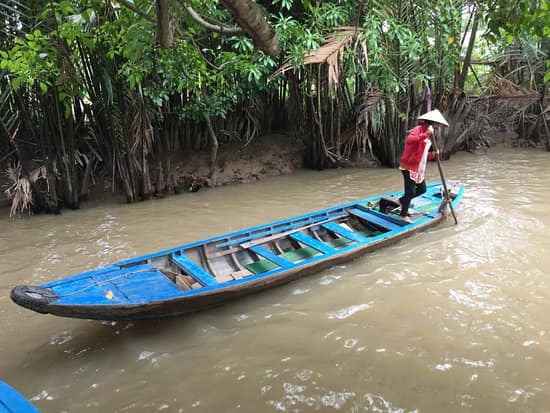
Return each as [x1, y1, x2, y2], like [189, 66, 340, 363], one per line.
[61, 183, 461, 297]
[115, 182, 446, 266]
[12, 182, 464, 319]
[0, 381, 41, 413]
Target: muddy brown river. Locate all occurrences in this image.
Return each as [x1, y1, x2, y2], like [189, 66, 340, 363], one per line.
[1, 148, 549, 412]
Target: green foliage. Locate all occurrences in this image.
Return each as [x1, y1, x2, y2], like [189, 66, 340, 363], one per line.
[1, 30, 57, 92]
[2, 0, 100, 107]
[1, 0, 546, 182]
[357, 0, 461, 98]
[1, 0, 463, 120]
[2, 0, 545, 120]
[481, 0, 548, 42]
[273, 2, 348, 67]
[478, 0, 549, 85]
[272, 0, 294, 10]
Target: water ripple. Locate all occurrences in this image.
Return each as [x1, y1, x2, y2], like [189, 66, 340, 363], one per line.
[3, 149, 550, 413]
[327, 303, 373, 320]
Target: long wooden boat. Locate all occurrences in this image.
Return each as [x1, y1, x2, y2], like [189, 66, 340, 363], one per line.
[0, 381, 41, 413]
[11, 182, 464, 321]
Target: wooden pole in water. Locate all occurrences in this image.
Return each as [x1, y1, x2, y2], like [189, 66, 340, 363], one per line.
[431, 137, 458, 224]
[425, 89, 458, 224]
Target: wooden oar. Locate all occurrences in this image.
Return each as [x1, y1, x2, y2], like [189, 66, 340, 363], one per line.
[430, 136, 458, 224]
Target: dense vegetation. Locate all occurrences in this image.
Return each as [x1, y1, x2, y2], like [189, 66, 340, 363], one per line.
[1, 0, 548, 215]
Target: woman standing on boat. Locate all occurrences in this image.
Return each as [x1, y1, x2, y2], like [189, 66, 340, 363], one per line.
[398, 109, 449, 223]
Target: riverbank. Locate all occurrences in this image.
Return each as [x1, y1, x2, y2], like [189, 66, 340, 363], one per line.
[0, 129, 533, 214]
[0, 134, 305, 212]
[171, 133, 304, 191]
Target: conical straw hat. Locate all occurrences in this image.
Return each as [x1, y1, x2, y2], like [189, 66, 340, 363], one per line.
[418, 109, 449, 127]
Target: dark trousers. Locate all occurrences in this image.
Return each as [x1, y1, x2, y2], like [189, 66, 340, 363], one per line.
[399, 169, 426, 217]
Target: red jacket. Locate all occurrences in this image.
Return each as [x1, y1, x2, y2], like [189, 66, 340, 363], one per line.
[399, 124, 435, 172]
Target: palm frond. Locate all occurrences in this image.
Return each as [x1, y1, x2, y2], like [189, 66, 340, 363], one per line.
[0, 76, 19, 142]
[0, 0, 27, 157]
[0, 0, 31, 40]
[273, 27, 365, 93]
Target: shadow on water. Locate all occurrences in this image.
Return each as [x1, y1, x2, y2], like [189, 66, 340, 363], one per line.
[14, 281, 298, 369]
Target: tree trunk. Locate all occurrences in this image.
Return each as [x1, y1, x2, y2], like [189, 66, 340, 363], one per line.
[205, 115, 219, 177]
[219, 0, 280, 57]
[156, 0, 172, 48]
[458, 9, 480, 91]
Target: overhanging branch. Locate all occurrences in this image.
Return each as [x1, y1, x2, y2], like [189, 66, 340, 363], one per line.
[179, 0, 243, 35]
[114, 0, 155, 24]
[219, 0, 281, 57]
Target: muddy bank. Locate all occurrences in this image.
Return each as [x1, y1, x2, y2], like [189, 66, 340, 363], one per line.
[170, 133, 304, 191]
[0, 130, 535, 214]
[0, 134, 305, 211]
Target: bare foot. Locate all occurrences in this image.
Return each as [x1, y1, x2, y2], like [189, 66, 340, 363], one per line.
[400, 216, 412, 224]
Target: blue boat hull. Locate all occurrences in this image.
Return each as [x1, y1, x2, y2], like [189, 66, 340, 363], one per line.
[0, 381, 40, 413]
[11, 182, 464, 321]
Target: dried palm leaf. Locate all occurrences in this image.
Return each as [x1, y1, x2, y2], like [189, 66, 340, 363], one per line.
[4, 163, 33, 216]
[489, 75, 538, 97]
[128, 91, 154, 158]
[272, 27, 365, 94]
[29, 165, 47, 183]
[341, 91, 383, 161]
